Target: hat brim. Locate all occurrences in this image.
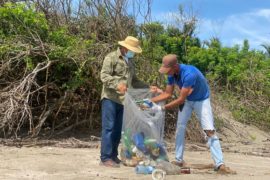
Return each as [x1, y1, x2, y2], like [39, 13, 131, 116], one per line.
[159, 66, 171, 74]
[118, 41, 142, 53]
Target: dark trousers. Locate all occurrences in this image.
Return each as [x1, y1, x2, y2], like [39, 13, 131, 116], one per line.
[100, 98, 123, 162]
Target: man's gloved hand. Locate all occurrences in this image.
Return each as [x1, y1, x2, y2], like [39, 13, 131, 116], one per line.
[142, 98, 153, 108]
[149, 103, 162, 113]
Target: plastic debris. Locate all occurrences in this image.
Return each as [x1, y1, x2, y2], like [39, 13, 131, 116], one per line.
[152, 169, 166, 180]
[135, 165, 154, 174]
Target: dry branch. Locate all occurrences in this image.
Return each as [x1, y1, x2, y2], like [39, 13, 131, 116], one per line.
[0, 61, 52, 137]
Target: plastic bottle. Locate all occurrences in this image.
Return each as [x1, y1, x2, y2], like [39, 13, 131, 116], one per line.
[144, 138, 159, 158]
[132, 132, 148, 154]
[124, 149, 132, 159]
[135, 165, 155, 174]
[123, 159, 138, 167]
[152, 169, 166, 180]
[180, 167, 191, 174]
[142, 99, 153, 108]
[144, 138, 157, 145]
[132, 146, 145, 159]
[122, 129, 132, 153]
[156, 144, 169, 161]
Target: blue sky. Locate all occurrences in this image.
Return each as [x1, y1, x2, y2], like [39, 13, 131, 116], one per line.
[150, 0, 270, 50]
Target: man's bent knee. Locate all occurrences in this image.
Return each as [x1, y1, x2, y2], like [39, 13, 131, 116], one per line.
[204, 130, 215, 137]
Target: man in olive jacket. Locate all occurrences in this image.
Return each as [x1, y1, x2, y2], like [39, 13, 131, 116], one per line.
[100, 36, 148, 167]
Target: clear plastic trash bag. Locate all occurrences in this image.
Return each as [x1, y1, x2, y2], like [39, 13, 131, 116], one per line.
[120, 88, 168, 166]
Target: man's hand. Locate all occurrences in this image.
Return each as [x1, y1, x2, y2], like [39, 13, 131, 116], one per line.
[142, 98, 153, 108]
[150, 86, 163, 94]
[150, 103, 163, 113]
[117, 83, 127, 94]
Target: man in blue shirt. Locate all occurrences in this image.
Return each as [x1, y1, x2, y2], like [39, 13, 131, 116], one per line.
[150, 54, 235, 174]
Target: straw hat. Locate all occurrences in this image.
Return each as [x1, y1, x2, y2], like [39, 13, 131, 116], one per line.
[118, 36, 142, 53]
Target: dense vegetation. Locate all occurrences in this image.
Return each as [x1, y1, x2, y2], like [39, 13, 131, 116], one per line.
[0, 1, 269, 138]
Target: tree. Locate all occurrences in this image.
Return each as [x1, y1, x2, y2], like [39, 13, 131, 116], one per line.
[261, 43, 270, 57]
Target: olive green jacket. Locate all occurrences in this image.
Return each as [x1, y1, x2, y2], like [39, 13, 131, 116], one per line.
[100, 48, 148, 105]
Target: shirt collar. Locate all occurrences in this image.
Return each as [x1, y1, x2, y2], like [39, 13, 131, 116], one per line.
[117, 47, 129, 63]
[117, 48, 123, 59]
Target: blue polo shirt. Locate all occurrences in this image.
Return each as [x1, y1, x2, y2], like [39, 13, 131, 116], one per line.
[167, 64, 209, 101]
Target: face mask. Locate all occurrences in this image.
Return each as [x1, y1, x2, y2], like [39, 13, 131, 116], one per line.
[125, 50, 135, 59]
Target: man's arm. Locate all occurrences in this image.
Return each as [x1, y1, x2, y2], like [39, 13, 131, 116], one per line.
[101, 56, 127, 94]
[100, 56, 119, 89]
[164, 87, 192, 109]
[151, 85, 174, 103]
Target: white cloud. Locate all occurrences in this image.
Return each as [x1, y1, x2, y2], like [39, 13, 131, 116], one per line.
[197, 18, 225, 39]
[153, 11, 195, 27]
[152, 8, 270, 50]
[252, 9, 270, 19]
[198, 8, 270, 50]
[230, 38, 243, 46]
